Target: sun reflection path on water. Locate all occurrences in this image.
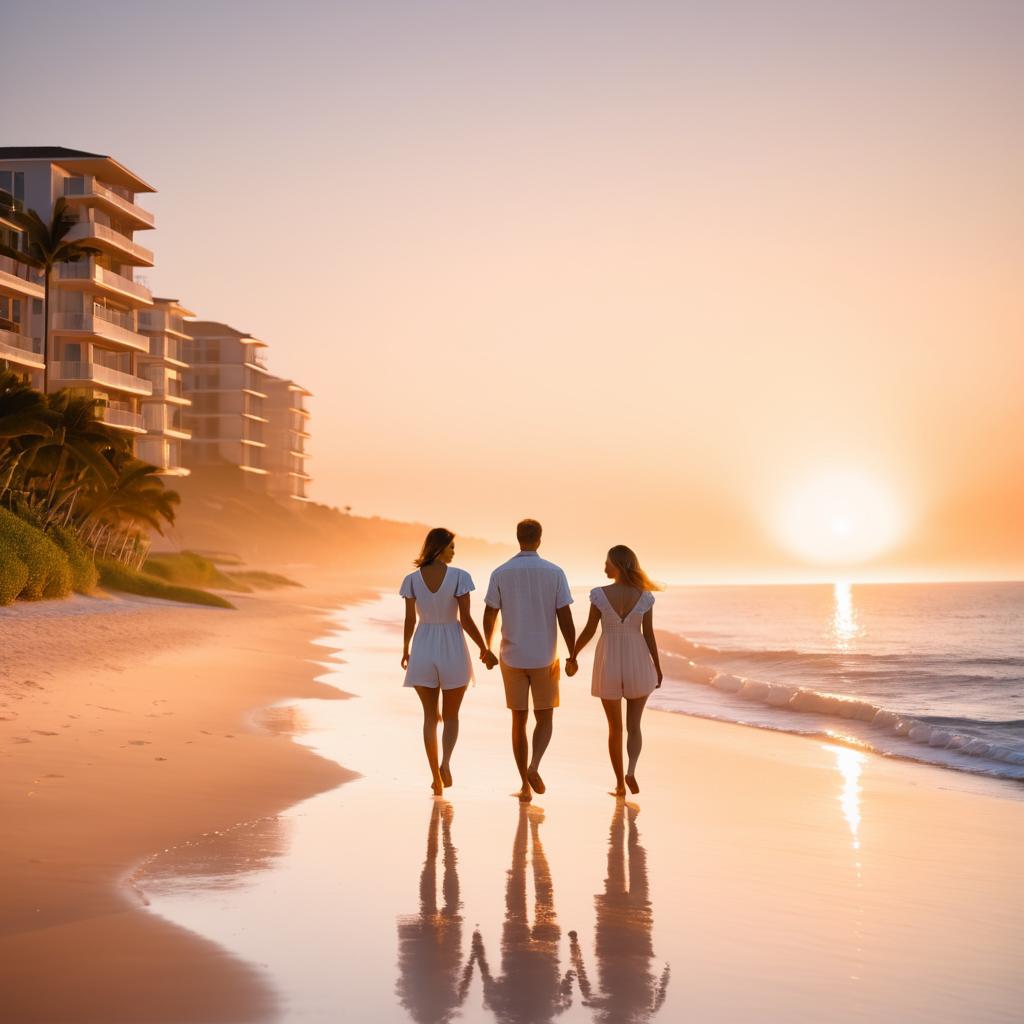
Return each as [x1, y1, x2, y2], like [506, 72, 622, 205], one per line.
[830, 581, 862, 650]
[825, 744, 867, 853]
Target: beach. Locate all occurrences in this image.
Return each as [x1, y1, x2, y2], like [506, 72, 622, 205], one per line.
[3, 585, 1023, 1023]
[0, 582, 369, 1024]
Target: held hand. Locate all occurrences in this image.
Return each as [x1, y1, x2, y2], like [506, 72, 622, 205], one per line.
[481, 649, 498, 670]
[565, 658, 578, 677]
[401, 652, 410, 670]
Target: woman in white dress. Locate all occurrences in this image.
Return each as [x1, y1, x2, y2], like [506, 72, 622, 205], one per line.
[401, 528, 496, 795]
[566, 546, 663, 796]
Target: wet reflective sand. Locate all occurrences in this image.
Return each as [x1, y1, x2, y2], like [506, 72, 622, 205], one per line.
[137, 596, 1024, 1023]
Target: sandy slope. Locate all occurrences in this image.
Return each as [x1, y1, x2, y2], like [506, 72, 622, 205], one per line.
[0, 584, 368, 1024]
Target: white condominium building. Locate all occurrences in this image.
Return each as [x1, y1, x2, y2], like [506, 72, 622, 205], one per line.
[0, 206, 45, 387]
[136, 298, 193, 476]
[0, 147, 156, 436]
[264, 376, 312, 501]
[181, 321, 271, 484]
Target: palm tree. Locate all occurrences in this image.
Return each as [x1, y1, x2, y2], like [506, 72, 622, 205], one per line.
[0, 368, 55, 498]
[77, 451, 181, 536]
[0, 188, 98, 392]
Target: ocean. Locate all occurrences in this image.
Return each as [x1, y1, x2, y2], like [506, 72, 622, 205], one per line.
[647, 581, 1024, 782]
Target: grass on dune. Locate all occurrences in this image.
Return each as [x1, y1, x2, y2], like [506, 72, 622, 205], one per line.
[98, 558, 235, 609]
[228, 569, 302, 589]
[145, 551, 302, 592]
[143, 550, 251, 592]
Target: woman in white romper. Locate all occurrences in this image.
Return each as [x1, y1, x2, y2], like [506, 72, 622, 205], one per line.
[401, 528, 497, 795]
[566, 545, 663, 796]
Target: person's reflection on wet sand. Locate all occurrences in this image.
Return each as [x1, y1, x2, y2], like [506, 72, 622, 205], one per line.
[569, 802, 671, 1023]
[396, 800, 472, 1024]
[470, 804, 574, 1022]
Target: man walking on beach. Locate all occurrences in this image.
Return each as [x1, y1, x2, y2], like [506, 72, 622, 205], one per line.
[483, 519, 575, 801]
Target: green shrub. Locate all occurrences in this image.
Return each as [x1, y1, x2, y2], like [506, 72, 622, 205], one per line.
[0, 539, 29, 605]
[97, 558, 235, 609]
[143, 550, 250, 592]
[0, 507, 73, 601]
[49, 524, 99, 594]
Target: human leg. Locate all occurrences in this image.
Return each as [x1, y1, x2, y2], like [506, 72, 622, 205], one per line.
[511, 709, 531, 800]
[439, 685, 467, 786]
[601, 698, 625, 795]
[528, 709, 553, 793]
[625, 695, 649, 792]
[414, 685, 443, 794]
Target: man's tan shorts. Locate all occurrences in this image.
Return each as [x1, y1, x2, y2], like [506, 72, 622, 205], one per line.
[500, 658, 561, 711]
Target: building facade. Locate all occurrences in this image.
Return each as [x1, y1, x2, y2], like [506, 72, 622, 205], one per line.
[0, 147, 156, 439]
[264, 376, 312, 501]
[136, 298, 193, 476]
[181, 321, 271, 485]
[0, 206, 45, 387]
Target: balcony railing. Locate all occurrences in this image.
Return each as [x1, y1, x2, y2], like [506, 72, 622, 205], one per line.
[57, 260, 153, 304]
[97, 405, 145, 431]
[0, 328, 44, 365]
[0, 255, 44, 291]
[149, 377, 187, 400]
[51, 361, 153, 395]
[64, 176, 155, 229]
[52, 309, 149, 352]
[67, 221, 154, 266]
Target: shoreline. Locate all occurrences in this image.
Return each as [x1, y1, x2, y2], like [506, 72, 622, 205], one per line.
[135, 593, 1024, 1023]
[0, 579, 371, 1024]
[3, 582, 1022, 1023]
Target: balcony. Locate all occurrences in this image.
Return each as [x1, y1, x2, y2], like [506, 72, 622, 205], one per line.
[97, 405, 146, 434]
[58, 259, 153, 307]
[63, 176, 155, 230]
[51, 361, 154, 396]
[0, 328, 44, 368]
[52, 308, 150, 353]
[66, 221, 154, 268]
[0, 255, 44, 299]
[146, 376, 191, 405]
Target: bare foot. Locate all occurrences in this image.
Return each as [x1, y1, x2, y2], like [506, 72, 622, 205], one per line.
[440, 763, 453, 788]
[527, 768, 546, 794]
[625, 773, 640, 794]
[431, 779, 444, 796]
[513, 786, 532, 802]
[609, 786, 627, 797]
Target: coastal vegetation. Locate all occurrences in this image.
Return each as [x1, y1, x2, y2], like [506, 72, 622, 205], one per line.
[0, 368, 186, 605]
[96, 557, 235, 609]
[142, 550, 299, 593]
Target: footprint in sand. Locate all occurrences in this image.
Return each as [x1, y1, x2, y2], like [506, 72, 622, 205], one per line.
[12, 737, 31, 744]
[33, 730, 59, 737]
[127, 740, 151, 746]
[155, 757, 168, 762]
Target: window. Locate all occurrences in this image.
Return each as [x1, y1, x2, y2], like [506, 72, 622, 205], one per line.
[0, 171, 25, 203]
[0, 296, 21, 326]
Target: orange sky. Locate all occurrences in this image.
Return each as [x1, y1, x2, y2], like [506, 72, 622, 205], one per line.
[6, 2, 1022, 581]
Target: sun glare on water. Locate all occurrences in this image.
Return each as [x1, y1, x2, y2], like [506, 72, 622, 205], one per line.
[777, 470, 906, 565]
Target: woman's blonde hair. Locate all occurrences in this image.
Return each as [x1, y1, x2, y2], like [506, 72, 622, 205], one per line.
[607, 545, 662, 591]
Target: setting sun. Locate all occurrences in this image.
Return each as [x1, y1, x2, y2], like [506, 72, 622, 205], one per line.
[777, 471, 907, 566]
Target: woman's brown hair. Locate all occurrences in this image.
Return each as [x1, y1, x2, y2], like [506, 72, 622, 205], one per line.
[415, 527, 455, 567]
